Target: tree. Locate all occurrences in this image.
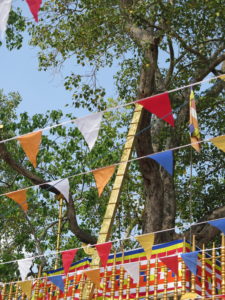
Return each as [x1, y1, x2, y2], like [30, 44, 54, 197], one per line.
[1, 0, 225, 279]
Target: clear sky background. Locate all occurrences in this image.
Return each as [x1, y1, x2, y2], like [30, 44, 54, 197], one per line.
[0, 1, 117, 118]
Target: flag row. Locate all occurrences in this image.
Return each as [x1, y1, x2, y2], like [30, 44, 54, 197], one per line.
[16, 217, 225, 293]
[0, 0, 42, 37]
[3, 131, 225, 212]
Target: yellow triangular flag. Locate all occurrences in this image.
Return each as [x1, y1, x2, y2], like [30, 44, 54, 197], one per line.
[181, 292, 199, 300]
[18, 280, 33, 298]
[17, 131, 42, 168]
[219, 74, 225, 81]
[135, 233, 155, 260]
[93, 166, 115, 196]
[84, 269, 101, 288]
[210, 135, 225, 152]
[6, 190, 28, 211]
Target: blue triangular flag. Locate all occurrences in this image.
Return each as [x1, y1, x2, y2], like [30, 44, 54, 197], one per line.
[48, 275, 64, 292]
[148, 150, 173, 175]
[181, 251, 199, 275]
[208, 219, 225, 234]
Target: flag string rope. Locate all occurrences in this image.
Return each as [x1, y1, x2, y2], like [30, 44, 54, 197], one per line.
[0, 132, 221, 198]
[0, 213, 224, 266]
[0, 73, 224, 145]
[1, 243, 224, 284]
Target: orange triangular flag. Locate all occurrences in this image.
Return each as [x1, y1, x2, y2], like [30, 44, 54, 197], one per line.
[211, 135, 225, 153]
[18, 280, 33, 298]
[17, 131, 42, 168]
[84, 269, 101, 288]
[6, 190, 28, 211]
[93, 166, 115, 196]
[135, 233, 155, 260]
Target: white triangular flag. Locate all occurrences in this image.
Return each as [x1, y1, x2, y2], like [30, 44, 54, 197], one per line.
[49, 178, 70, 202]
[123, 262, 140, 283]
[74, 112, 103, 150]
[0, 0, 12, 38]
[18, 258, 33, 281]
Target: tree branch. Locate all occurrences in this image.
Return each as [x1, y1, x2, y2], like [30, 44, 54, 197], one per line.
[0, 141, 97, 244]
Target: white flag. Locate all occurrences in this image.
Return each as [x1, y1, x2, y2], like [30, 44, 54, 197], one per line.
[18, 258, 33, 281]
[123, 261, 140, 283]
[49, 178, 70, 202]
[74, 112, 103, 150]
[0, 0, 12, 37]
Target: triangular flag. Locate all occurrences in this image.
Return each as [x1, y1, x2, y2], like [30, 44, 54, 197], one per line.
[17, 131, 42, 168]
[210, 136, 225, 153]
[219, 74, 225, 81]
[62, 249, 78, 275]
[93, 166, 115, 196]
[84, 269, 101, 288]
[123, 262, 140, 283]
[208, 218, 225, 234]
[181, 292, 199, 300]
[0, 0, 12, 37]
[160, 255, 179, 276]
[74, 112, 103, 150]
[135, 233, 154, 260]
[18, 280, 33, 298]
[189, 89, 201, 152]
[148, 150, 173, 175]
[181, 251, 199, 275]
[137, 92, 174, 127]
[49, 179, 70, 202]
[95, 242, 112, 267]
[25, 0, 42, 22]
[18, 258, 33, 281]
[48, 275, 64, 292]
[6, 190, 28, 211]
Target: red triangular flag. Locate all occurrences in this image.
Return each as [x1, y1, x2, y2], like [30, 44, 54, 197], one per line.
[95, 242, 112, 267]
[62, 249, 78, 275]
[25, 0, 42, 22]
[137, 92, 174, 127]
[160, 255, 179, 275]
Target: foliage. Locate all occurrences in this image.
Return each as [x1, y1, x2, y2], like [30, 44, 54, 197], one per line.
[0, 0, 225, 280]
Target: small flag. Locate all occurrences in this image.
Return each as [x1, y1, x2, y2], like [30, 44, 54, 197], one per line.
[123, 262, 140, 283]
[93, 166, 115, 196]
[62, 249, 78, 275]
[6, 190, 28, 211]
[95, 242, 112, 267]
[160, 255, 179, 276]
[208, 218, 225, 235]
[74, 112, 103, 150]
[49, 179, 70, 202]
[135, 233, 155, 260]
[25, 0, 42, 22]
[48, 275, 64, 292]
[148, 150, 173, 175]
[17, 131, 42, 168]
[189, 89, 201, 152]
[210, 135, 225, 153]
[18, 280, 33, 298]
[0, 0, 12, 37]
[84, 269, 101, 288]
[181, 251, 199, 275]
[137, 92, 174, 127]
[18, 258, 33, 281]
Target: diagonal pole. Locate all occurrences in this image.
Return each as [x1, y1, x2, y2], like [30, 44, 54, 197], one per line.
[83, 104, 144, 298]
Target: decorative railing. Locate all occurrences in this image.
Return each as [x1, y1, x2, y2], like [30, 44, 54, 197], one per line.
[0, 237, 224, 299]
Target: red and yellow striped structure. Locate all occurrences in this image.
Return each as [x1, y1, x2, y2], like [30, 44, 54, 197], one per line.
[32, 239, 221, 299]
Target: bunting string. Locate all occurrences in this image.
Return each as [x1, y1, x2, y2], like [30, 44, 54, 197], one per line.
[0, 73, 224, 146]
[0, 215, 225, 267]
[0, 133, 222, 199]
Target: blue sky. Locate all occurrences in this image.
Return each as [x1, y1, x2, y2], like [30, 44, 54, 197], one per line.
[0, 0, 117, 118]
